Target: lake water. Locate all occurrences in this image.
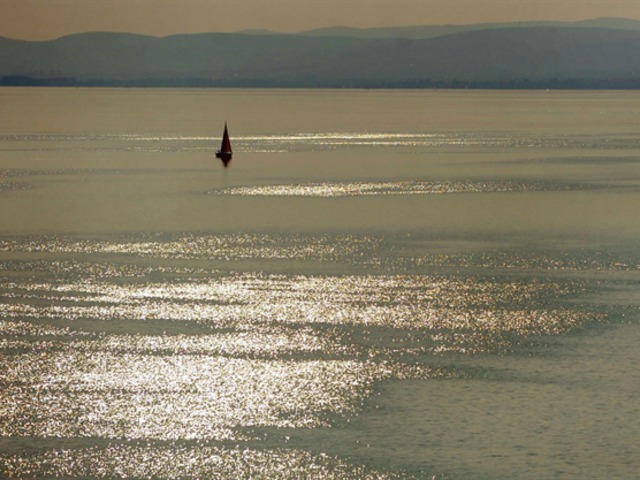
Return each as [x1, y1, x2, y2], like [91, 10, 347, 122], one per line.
[1, 88, 639, 479]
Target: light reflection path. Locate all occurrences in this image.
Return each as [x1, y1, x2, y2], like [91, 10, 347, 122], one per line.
[0, 233, 627, 479]
[2, 131, 639, 153]
[1, 352, 388, 440]
[0, 273, 600, 334]
[0, 443, 424, 479]
[210, 180, 594, 197]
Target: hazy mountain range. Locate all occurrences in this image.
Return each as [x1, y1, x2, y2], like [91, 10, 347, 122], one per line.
[2, 18, 640, 88]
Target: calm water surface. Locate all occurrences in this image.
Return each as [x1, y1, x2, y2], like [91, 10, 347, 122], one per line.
[1, 88, 639, 479]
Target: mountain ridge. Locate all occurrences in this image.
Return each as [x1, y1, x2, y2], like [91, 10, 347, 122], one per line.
[295, 17, 640, 39]
[2, 22, 640, 89]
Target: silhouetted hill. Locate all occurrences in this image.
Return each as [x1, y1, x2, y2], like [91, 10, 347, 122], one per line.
[2, 23, 640, 88]
[298, 17, 640, 39]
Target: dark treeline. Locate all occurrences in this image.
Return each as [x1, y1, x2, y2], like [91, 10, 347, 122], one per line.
[3, 75, 640, 90]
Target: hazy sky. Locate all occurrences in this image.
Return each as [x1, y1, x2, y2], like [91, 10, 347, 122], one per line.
[2, 0, 640, 40]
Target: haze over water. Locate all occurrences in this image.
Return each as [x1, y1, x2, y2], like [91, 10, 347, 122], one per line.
[1, 88, 639, 479]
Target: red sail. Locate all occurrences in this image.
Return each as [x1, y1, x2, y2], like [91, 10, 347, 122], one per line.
[216, 122, 232, 166]
[220, 123, 232, 154]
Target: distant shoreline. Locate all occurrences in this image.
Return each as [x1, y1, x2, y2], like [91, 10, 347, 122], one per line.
[3, 76, 640, 90]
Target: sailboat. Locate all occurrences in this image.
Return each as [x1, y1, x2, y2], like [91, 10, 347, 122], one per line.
[215, 122, 233, 167]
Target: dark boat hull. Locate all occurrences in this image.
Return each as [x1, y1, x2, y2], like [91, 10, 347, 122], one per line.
[216, 150, 232, 167]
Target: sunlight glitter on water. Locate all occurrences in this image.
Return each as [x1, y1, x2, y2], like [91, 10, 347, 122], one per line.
[0, 332, 443, 442]
[6, 233, 638, 273]
[0, 234, 382, 262]
[0, 236, 606, 448]
[0, 329, 343, 358]
[0, 272, 597, 333]
[5, 131, 638, 155]
[0, 352, 387, 440]
[0, 444, 426, 479]
[209, 179, 587, 197]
